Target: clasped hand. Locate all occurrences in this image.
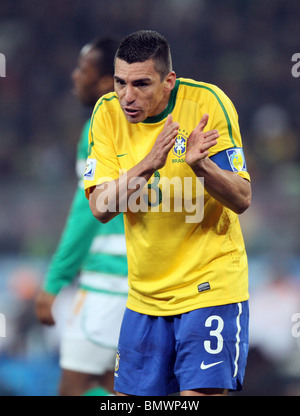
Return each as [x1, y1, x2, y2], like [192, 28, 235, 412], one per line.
[146, 113, 219, 171]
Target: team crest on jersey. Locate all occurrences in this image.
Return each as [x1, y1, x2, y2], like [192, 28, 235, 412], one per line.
[226, 148, 246, 172]
[84, 158, 96, 180]
[172, 134, 187, 158]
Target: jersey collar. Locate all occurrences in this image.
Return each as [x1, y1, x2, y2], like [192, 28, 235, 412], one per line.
[142, 79, 180, 124]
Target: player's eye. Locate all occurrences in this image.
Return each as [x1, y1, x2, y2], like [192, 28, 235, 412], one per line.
[115, 78, 125, 86]
[135, 81, 150, 87]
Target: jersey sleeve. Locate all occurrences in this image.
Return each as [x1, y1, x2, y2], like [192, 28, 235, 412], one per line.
[43, 120, 100, 294]
[205, 86, 250, 181]
[43, 185, 99, 294]
[84, 101, 121, 199]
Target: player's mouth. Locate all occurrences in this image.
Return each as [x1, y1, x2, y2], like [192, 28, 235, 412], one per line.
[123, 107, 141, 117]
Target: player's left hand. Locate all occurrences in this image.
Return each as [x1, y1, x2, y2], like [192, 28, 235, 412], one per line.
[35, 290, 56, 325]
[185, 114, 219, 167]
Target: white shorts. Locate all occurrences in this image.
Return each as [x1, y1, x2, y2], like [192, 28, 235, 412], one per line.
[59, 289, 127, 375]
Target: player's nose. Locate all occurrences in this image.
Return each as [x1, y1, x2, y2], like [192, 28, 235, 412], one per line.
[124, 85, 136, 104]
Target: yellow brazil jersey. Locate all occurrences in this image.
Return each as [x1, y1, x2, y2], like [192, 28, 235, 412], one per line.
[84, 78, 250, 316]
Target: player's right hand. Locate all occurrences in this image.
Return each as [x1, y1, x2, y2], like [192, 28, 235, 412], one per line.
[35, 290, 56, 325]
[146, 114, 179, 170]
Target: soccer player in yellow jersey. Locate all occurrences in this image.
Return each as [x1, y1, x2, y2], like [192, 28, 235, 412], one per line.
[84, 30, 252, 396]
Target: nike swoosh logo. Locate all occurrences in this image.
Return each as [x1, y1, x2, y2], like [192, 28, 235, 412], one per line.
[117, 153, 128, 157]
[200, 360, 223, 370]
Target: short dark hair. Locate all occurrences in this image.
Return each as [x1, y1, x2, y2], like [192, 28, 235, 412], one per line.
[90, 37, 120, 76]
[115, 30, 172, 80]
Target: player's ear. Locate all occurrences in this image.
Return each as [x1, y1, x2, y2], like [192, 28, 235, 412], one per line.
[164, 71, 176, 93]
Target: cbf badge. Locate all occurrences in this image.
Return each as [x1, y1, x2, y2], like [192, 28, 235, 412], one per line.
[226, 148, 246, 172]
[172, 134, 187, 158]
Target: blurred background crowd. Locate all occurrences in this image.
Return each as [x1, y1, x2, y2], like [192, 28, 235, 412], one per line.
[0, 0, 299, 396]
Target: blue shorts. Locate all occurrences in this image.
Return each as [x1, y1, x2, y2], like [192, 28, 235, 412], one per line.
[114, 301, 249, 396]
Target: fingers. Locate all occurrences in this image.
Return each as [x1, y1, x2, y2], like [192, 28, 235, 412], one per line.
[164, 114, 179, 134]
[189, 128, 219, 148]
[201, 130, 219, 151]
[200, 136, 218, 153]
[148, 115, 179, 170]
[163, 136, 176, 153]
[161, 114, 179, 146]
[204, 129, 219, 140]
[195, 113, 209, 132]
[164, 113, 173, 126]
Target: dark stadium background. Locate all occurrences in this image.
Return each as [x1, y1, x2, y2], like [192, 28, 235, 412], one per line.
[0, 0, 299, 396]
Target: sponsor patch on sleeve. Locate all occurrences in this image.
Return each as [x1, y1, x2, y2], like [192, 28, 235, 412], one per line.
[84, 158, 97, 181]
[210, 147, 248, 173]
[226, 148, 247, 173]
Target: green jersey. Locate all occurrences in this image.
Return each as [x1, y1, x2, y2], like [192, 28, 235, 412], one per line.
[43, 119, 128, 296]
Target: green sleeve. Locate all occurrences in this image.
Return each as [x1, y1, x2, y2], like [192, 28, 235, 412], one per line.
[77, 119, 91, 160]
[43, 182, 99, 295]
[43, 119, 96, 294]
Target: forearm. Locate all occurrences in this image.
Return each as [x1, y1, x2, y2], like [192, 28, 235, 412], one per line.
[89, 114, 179, 223]
[90, 157, 156, 223]
[191, 157, 251, 214]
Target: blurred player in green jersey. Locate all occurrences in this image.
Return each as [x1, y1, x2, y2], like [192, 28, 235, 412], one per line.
[35, 37, 128, 396]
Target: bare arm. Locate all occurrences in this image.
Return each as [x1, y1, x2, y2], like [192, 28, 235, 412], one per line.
[89, 114, 179, 223]
[185, 114, 251, 214]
